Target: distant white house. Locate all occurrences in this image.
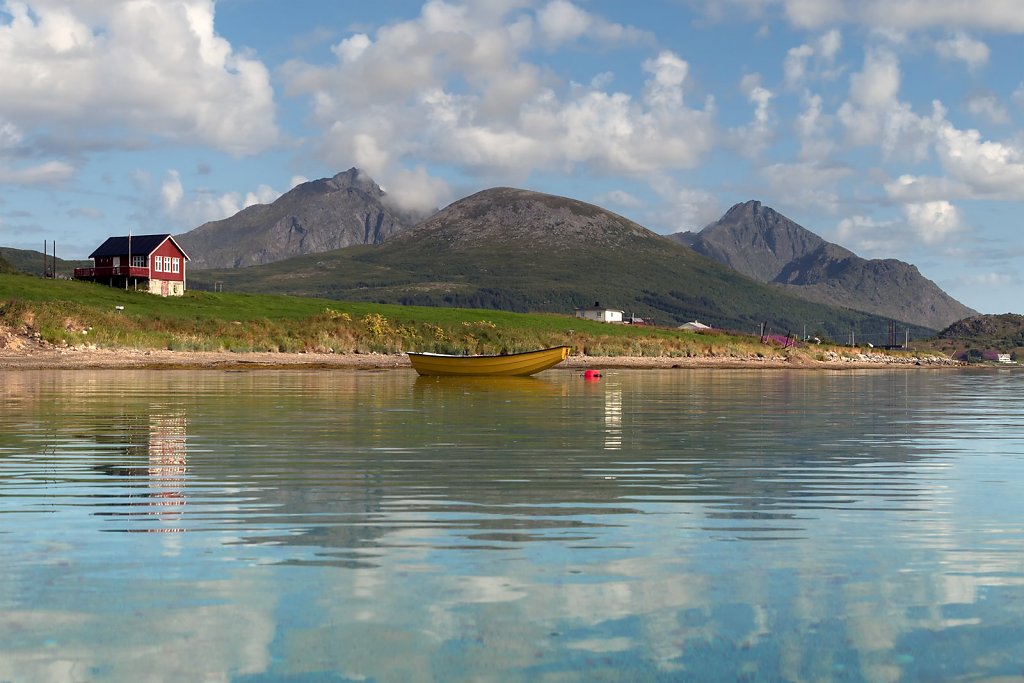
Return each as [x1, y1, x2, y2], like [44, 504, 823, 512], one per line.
[998, 353, 1016, 364]
[678, 320, 711, 331]
[575, 302, 624, 323]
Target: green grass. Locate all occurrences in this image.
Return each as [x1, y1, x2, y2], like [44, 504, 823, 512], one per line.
[1, 272, 825, 358]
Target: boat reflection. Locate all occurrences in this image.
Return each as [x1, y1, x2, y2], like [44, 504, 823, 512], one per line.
[412, 374, 565, 396]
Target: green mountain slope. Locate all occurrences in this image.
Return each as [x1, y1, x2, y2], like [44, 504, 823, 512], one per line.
[188, 187, 935, 343]
[0, 247, 91, 277]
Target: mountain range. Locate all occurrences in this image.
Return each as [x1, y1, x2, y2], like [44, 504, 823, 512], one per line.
[172, 170, 973, 333]
[670, 201, 976, 331]
[1, 168, 978, 338]
[184, 186, 937, 343]
[176, 168, 424, 269]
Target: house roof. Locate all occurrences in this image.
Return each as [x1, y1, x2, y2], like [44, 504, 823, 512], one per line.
[88, 234, 191, 261]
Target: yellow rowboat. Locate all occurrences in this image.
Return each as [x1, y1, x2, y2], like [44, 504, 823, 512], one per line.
[407, 345, 572, 376]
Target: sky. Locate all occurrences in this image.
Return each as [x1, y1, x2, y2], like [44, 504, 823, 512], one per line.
[1, 0, 1023, 315]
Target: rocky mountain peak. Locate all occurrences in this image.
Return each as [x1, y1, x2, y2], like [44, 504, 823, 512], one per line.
[400, 187, 657, 251]
[325, 167, 382, 194]
[669, 200, 976, 330]
[175, 168, 419, 269]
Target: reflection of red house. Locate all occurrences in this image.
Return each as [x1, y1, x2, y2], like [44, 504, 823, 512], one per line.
[74, 234, 191, 296]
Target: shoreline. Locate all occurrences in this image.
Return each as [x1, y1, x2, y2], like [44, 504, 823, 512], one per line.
[0, 344, 963, 371]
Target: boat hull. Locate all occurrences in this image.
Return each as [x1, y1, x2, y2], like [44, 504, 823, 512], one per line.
[407, 346, 571, 376]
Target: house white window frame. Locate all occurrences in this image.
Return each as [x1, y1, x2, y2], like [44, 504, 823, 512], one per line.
[154, 256, 163, 272]
[131, 254, 147, 268]
[172, 257, 180, 274]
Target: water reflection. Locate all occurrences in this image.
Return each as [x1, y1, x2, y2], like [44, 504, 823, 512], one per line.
[1, 368, 1023, 681]
[602, 386, 622, 450]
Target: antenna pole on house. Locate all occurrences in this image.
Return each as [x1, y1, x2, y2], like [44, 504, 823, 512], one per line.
[127, 229, 131, 291]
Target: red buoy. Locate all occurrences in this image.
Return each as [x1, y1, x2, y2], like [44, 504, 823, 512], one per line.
[583, 369, 601, 380]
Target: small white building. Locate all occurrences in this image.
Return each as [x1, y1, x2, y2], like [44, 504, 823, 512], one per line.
[678, 320, 711, 331]
[997, 353, 1015, 364]
[575, 302, 624, 323]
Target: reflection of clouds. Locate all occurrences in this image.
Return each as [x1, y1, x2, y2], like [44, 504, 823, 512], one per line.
[0, 579, 275, 682]
[5, 369, 1024, 680]
[568, 637, 633, 652]
[454, 575, 528, 603]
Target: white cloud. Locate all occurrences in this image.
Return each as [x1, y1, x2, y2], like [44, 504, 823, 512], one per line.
[593, 189, 644, 209]
[648, 177, 721, 232]
[848, 47, 900, 108]
[334, 33, 372, 63]
[962, 272, 1014, 287]
[862, 1, 1024, 32]
[243, 185, 279, 208]
[0, 160, 75, 185]
[838, 47, 911, 147]
[699, 1, 1024, 32]
[0, 0, 278, 155]
[881, 101, 939, 163]
[1014, 83, 1024, 111]
[537, 0, 651, 46]
[161, 170, 185, 213]
[760, 161, 853, 211]
[835, 214, 902, 255]
[934, 32, 990, 71]
[884, 174, 968, 202]
[934, 122, 1024, 198]
[161, 170, 283, 227]
[0, 119, 22, 149]
[285, 3, 716, 210]
[782, 30, 842, 88]
[966, 94, 1010, 125]
[784, 44, 814, 87]
[903, 200, 964, 243]
[795, 91, 834, 161]
[817, 28, 842, 59]
[380, 166, 450, 213]
[733, 74, 774, 156]
[696, 0, 1024, 33]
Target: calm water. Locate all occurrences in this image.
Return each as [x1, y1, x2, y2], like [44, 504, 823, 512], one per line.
[2, 368, 1024, 682]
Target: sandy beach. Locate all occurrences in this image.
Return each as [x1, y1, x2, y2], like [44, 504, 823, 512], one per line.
[0, 340, 962, 371]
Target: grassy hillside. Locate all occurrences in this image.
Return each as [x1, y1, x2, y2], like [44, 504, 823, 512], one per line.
[0, 246, 91, 277]
[188, 233, 936, 348]
[1, 273, 798, 357]
[931, 314, 1024, 361]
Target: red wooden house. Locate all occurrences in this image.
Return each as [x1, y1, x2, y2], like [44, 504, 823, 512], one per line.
[74, 234, 191, 296]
